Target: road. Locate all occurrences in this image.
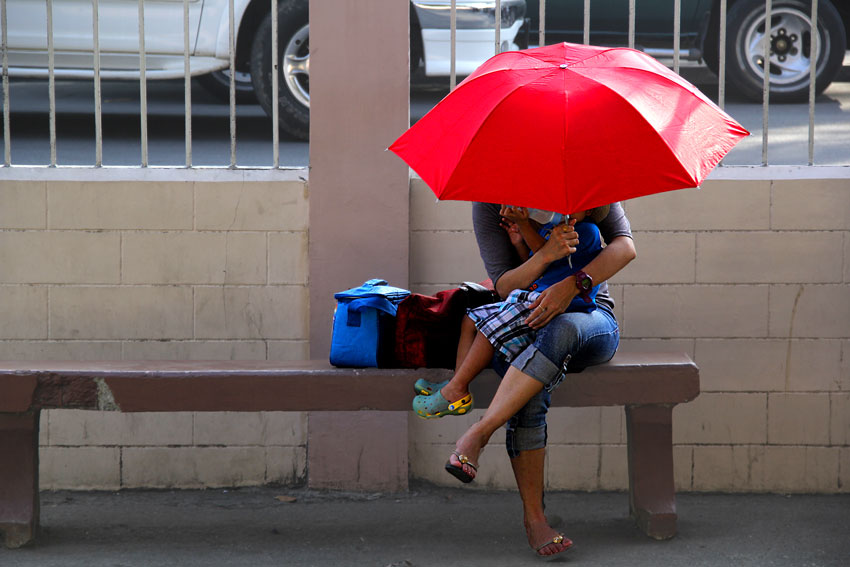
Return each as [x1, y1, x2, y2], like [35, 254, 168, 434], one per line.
[1, 60, 849, 168]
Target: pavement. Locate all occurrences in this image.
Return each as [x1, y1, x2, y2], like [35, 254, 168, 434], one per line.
[2, 484, 848, 566]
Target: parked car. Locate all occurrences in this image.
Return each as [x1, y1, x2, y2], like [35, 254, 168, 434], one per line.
[523, 0, 849, 102]
[3, 0, 526, 140]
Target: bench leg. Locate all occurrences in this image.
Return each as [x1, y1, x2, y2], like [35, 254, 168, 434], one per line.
[0, 411, 40, 548]
[626, 404, 677, 540]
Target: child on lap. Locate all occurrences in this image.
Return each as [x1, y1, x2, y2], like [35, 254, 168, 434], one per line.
[412, 205, 607, 419]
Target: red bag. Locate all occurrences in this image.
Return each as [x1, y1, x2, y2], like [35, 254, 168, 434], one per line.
[394, 281, 499, 369]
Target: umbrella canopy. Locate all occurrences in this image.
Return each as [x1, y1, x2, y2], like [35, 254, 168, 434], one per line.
[389, 42, 749, 214]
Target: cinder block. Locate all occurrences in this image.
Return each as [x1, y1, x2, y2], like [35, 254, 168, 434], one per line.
[599, 444, 627, 490]
[48, 181, 193, 230]
[266, 446, 307, 484]
[831, 393, 850, 446]
[48, 410, 193, 447]
[617, 338, 695, 357]
[194, 181, 308, 231]
[122, 447, 267, 489]
[0, 230, 120, 284]
[768, 393, 830, 445]
[674, 445, 693, 491]
[267, 340, 309, 360]
[600, 406, 624, 444]
[546, 445, 600, 491]
[0, 285, 47, 339]
[407, 409, 501, 447]
[0, 340, 122, 360]
[624, 180, 770, 231]
[50, 286, 193, 339]
[121, 340, 267, 360]
[123, 232, 266, 284]
[693, 445, 766, 492]
[615, 232, 695, 284]
[674, 393, 767, 444]
[624, 285, 768, 338]
[698, 232, 843, 284]
[39, 411, 50, 446]
[194, 285, 308, 339]
[695, 339, 843, 392]
[762, 446, 839, 492]
[194, 412, 265, 446]
[547, 407, 602, 444]
[845, 236, 850, 284]
[843, 341, 850, 391]
[769, 285, 850, 338]
[772, 179, 850, 230]
[269, 232, 309, 284]
[410, 230, 486, 286]
[308, 411, 408, 491]
[0, 180, 46, 228]
[410, 179, 474, 231]
[261, 412, 307, 446]
[39, 446, 120, 490]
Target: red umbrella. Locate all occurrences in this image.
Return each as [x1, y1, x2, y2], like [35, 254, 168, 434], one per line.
[389, 42, 749, 214]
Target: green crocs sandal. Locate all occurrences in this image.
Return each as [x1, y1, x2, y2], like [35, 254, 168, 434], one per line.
[412, 391, 473, 419]
[413, 378, 449, 396]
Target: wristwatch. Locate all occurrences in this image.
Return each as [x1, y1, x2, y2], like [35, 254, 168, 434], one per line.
[575, 270, 593, 303]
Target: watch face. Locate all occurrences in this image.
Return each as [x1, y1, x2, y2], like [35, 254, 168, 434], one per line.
[579, 276, 592, 290]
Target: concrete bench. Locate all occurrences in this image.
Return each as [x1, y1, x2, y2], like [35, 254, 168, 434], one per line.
[0, 352, 699, 548]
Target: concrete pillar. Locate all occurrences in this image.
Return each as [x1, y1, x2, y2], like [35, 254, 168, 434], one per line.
[307, 0, 411, 491]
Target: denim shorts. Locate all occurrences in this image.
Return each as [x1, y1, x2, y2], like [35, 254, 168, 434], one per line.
[491, 305, 620, 458]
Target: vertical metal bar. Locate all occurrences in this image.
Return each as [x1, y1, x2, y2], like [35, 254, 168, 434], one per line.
[138, 0, 148, 167]
[583, 0, 590, 45]
[1, 0, 10, 166]
[808, 0, 818, 165]
[93, 0, 102, 167]
[495, 0, 501, 54]
[183, 0, 192, 167]
[628, 0, 635, 49]
[538, 0, 544, 47]
[673, 0, 681, 74]
[719, 0, 727, 110]
[450, 0, 456, 90]
[271, 0, 279, 168]
[229, 0, 236, 168]
[762, 0, 771, 165]
[47, 0, 56, 167]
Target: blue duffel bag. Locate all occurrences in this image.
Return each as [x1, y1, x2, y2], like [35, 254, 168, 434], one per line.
[330, 279, 410, 368]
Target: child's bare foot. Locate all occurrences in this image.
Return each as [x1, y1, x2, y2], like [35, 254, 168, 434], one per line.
[440, 383, 470, 405]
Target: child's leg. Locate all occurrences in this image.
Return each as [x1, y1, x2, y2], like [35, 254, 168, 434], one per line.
[455, 315, 479, 371]
[441, 329, 494, 402]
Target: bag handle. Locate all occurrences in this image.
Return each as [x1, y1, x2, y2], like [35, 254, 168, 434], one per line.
[344, 295, 399, 327]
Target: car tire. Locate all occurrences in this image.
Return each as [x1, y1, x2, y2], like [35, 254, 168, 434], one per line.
[725, 0, 847, 102]
[197, 69, 257, 104]
[250, 0, 309, 141]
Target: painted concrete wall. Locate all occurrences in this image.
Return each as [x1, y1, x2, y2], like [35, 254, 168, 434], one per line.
[1, 174, 847, 492]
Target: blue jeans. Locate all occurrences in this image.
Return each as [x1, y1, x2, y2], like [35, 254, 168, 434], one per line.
[490, 305, 620, 458]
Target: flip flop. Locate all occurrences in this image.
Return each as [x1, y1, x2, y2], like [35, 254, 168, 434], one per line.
[533, 533, 573, 561]
[444, 451, 477, 483]
[412, 391, 473, 419]
[412, 378, 449, 396]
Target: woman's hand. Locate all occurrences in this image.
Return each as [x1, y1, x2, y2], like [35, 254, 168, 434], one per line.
[537, 218, 579, 263]
[499, 205, 530, 225]
[524, 278, 578, 330]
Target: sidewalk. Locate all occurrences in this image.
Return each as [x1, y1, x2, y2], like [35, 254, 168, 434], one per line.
[2, 483, 848, 566]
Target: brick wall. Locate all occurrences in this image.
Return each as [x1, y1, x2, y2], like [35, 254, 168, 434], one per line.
[407, 176, 850, 493]
[1, 174, 309, 488]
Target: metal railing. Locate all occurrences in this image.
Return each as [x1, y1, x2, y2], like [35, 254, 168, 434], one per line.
[0, 0, 844, 169]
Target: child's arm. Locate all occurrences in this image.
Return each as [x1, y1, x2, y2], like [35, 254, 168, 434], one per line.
[500, 206, 547, 253]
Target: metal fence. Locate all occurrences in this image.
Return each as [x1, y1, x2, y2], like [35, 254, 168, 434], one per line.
[0, 0, 844, 169]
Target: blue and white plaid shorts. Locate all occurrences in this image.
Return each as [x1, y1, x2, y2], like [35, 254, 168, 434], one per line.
[467, 289, 541, 362]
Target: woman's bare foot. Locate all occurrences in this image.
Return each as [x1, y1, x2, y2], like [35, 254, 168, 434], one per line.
[447, 427, 487, 481]
[525, 518, 573, 557]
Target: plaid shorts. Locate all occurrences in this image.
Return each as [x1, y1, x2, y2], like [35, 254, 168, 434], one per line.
[467, 290, 541, 362]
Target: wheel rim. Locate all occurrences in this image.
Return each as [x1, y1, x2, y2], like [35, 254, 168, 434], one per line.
[213, 69, 253, 90]
[282, 24, 310, 108]
[740, 7, 829, 87]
